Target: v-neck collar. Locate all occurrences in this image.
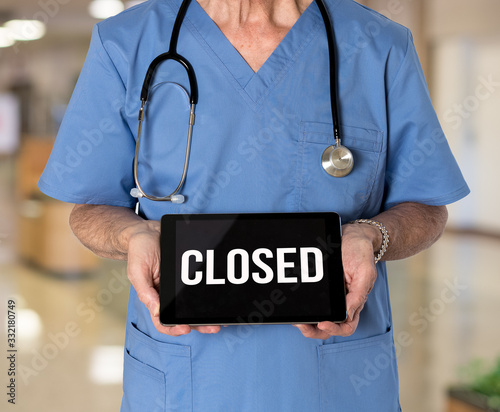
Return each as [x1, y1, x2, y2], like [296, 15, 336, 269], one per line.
[166, 0, 341, 109]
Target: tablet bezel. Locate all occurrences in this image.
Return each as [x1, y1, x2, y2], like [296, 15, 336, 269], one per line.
[159, 212, 346, 326]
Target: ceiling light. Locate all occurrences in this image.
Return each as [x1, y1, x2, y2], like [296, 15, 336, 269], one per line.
[4, 20, 46, 41]
[0, 27, 15, 48]
[89, 0, 125, 20]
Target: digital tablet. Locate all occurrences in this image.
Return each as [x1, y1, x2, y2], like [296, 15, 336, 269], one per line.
[159, 212, 346, 326]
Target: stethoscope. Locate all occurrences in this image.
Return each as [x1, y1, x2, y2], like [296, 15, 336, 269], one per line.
[130, 0, 353, 205]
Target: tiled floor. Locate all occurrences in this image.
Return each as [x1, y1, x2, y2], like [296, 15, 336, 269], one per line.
[388, 235, 500, 411]
[1, 262, 127, 411]
[1, 160, 499, 412]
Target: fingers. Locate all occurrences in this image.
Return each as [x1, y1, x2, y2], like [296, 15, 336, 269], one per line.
[150, 314, 192, 336]
[141, 285, 220, 335]
[294, 309, 361, 339]
[293, 324, 331, 340]
[147, 307, 221, 336]
[344, 269, 373, 324]
[293, 227, 378, 341]
[346, 291, 367, 323]
[128, 265, 160, 316]
[124, 225, 220, 337]
[317, 311, 359, 337]
[192, 325, 221, 334]
[138, 286, 160, 317]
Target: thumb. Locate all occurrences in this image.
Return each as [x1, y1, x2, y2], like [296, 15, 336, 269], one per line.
[127, 262, 160, 317]
[131, 276, 160, 317]
[148, 294, 160, 317]
[345, 291, 365, 322]
[142, 288, 160, 317]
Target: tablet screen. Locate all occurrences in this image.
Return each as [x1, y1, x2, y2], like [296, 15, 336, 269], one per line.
[160, 212, 346, 325]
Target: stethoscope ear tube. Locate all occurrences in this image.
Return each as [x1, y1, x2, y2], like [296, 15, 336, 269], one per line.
[131, 101, 196, 203]
[140, 52, 198, 104]
[132, 0, 198, 205]
[140, 0, 196, 104]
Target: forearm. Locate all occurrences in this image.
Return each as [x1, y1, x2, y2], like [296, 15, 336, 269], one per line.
[69, 204, 219, 337]
[69, 204, 158, 260]
[347, 202, 448, 262]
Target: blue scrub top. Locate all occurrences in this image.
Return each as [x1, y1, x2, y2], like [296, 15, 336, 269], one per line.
[39, 0, 469, 410]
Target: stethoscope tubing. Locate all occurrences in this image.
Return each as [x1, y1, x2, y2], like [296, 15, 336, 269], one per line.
[132, 0, 197, 203]
[140, 51, 198, 104]
[132, 0, 349, 204]
[315, 0, 342, 146]
[133, 100, 195, 202]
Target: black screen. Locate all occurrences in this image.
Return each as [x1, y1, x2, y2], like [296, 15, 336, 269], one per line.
[160, 213, 346, 325]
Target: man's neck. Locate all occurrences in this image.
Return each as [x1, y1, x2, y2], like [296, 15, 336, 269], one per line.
[196, 0, 313, 29]
[195, 0, 314, 72]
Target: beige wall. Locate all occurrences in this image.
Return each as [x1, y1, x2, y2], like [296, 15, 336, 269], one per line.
[433, 37, 500, 231]
[360, 0, 500, 231]
[359, 0, 428, 73]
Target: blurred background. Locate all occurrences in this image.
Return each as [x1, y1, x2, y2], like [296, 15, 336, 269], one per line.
[0, 0, 499, 411]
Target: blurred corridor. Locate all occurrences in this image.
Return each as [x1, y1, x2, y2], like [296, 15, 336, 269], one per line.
[1, 0, 500, 411]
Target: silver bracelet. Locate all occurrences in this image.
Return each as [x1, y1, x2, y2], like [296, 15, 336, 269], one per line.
[349, 219, 389, 264]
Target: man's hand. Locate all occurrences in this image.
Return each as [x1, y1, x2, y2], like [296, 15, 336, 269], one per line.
[124, 219, 221, 337]
[293, 203, 448, 340]
[70, 204, 220, 337]
[294, 222, 379, 339]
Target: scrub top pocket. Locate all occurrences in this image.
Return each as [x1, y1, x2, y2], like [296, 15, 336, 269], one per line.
[318, 328, 401, 412]
[296, 122, 383, 218]
[121, 322, 193, 412]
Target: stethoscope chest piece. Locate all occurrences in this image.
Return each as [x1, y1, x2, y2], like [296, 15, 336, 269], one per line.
[321, 143, 354, 177]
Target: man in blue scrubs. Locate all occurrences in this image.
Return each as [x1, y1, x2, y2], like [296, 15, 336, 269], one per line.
[39, 0, 469, 410]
